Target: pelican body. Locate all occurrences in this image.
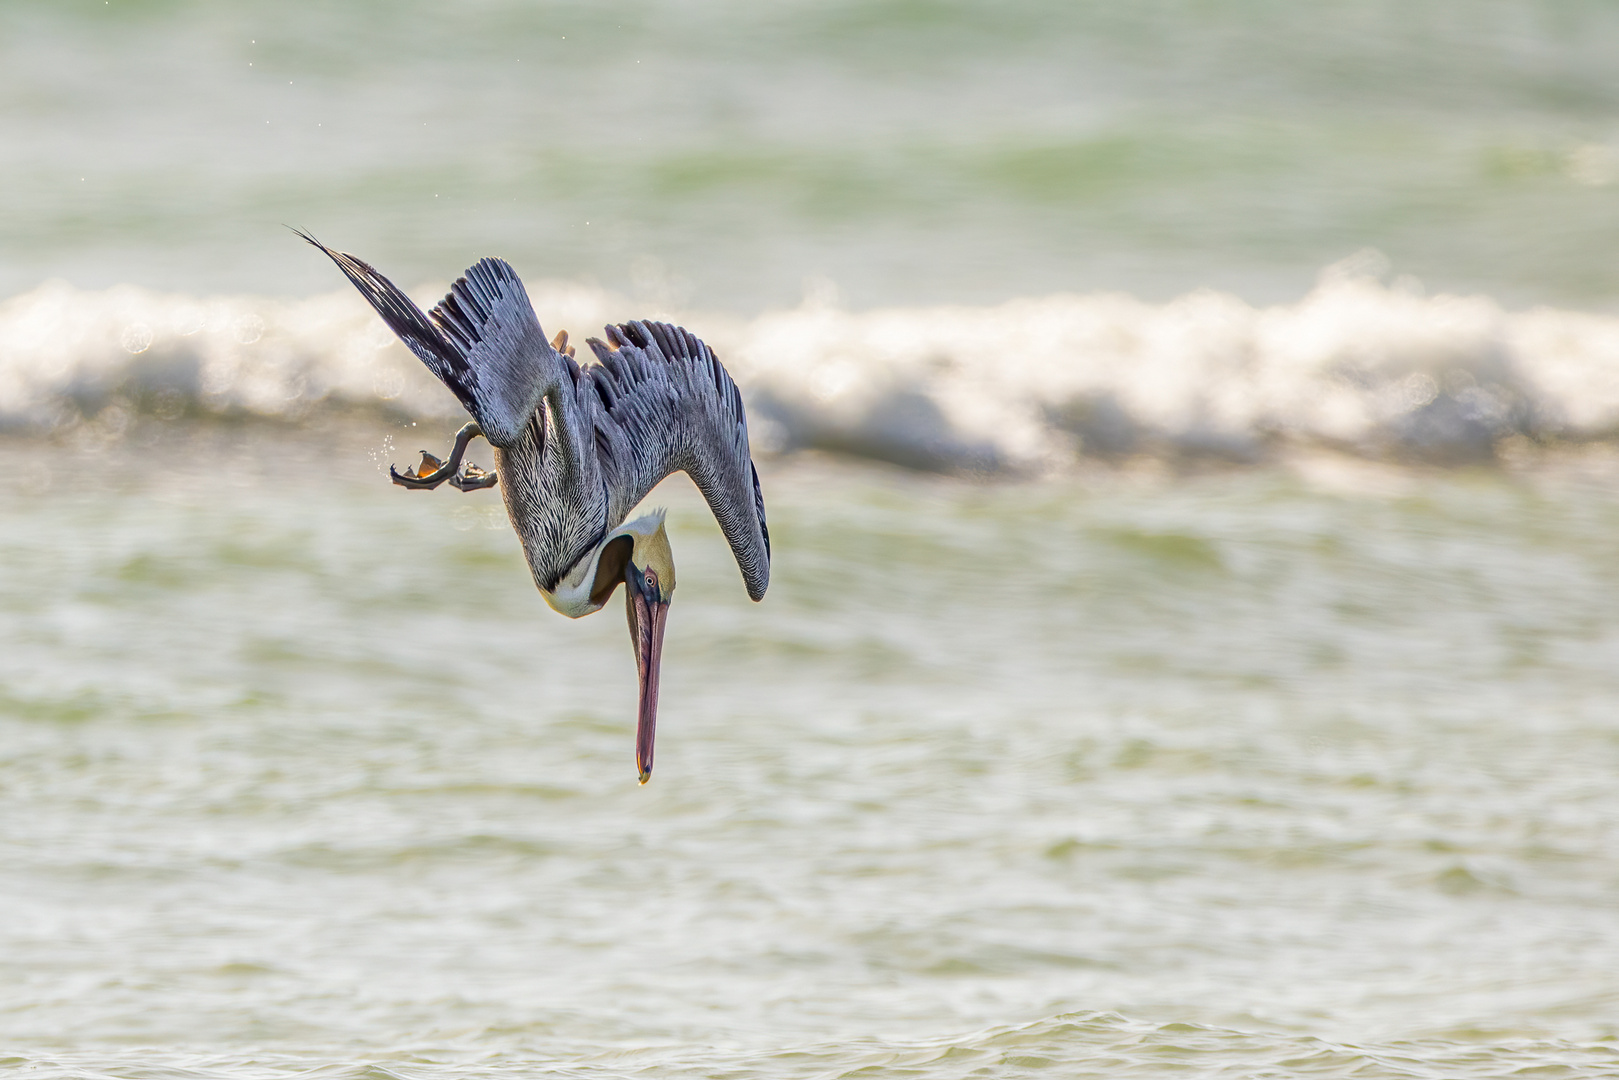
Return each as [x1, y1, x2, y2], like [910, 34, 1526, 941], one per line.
[301, 232, 770, 783]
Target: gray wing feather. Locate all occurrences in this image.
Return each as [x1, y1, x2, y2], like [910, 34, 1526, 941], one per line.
[297, 230, 554, 448]
[585, 320, 770, 601]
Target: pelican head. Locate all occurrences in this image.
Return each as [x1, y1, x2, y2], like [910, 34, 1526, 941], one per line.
[540, 511, 675, 783]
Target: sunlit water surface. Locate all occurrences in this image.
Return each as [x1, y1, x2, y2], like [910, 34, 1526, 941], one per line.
[1, 425, 1617, 1078]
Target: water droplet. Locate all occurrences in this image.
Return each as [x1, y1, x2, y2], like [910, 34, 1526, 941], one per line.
[372, 368, 405, 401]
[232, 314, 265, 345]
[120, 323, 154, 354]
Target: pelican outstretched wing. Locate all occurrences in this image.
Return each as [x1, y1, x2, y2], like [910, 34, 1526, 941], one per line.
[297, 230, 557, 448]
[585, 321, 770, 601]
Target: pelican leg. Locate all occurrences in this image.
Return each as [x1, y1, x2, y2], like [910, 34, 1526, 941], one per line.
[390, 422, 498, 491]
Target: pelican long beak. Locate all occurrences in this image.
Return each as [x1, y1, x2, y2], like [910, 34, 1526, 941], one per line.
[625, 562, 670, 784]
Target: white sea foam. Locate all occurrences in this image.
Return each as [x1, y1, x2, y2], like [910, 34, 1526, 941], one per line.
[4, 254, 1619, 470]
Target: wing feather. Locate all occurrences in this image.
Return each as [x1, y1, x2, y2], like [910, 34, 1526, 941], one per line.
[297, 230, 555, 447]
[584, 320, 770, 600]
[298, 232, 769, 600]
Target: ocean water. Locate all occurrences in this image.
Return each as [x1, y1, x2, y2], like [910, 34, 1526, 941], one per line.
[4, 432, 1619, 1079]
[6, 0, 1619, 312]
[5, 2, 1619, 1077]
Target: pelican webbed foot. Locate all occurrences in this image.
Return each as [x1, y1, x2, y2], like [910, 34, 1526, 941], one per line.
[449, 462, 498, 490]
[390, 421, 498, 492]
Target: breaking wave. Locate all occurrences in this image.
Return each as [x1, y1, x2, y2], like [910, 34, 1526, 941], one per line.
[5, 252, 1619, 471]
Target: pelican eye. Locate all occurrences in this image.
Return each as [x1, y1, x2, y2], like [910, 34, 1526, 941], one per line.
[644, 569, 658, 592]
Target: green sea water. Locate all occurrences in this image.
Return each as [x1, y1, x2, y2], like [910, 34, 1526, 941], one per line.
[2, 426, 1618, 1077]
[4, 1, 1619, 311]
[6, 2, 1619, 1076]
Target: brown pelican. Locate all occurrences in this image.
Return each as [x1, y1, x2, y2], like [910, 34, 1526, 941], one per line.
[299, 232, 770, 784]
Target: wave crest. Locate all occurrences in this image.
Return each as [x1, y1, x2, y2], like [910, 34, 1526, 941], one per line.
[731, 257, 1619, 470]
[5, 256, 1619, 470]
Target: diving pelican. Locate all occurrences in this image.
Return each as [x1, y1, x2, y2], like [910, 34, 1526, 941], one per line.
[299, 232, 770, 784]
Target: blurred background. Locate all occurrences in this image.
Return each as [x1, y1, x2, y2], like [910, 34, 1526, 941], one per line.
[7, 0, 1619, 311]
[3, 3, 1619, 1078]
